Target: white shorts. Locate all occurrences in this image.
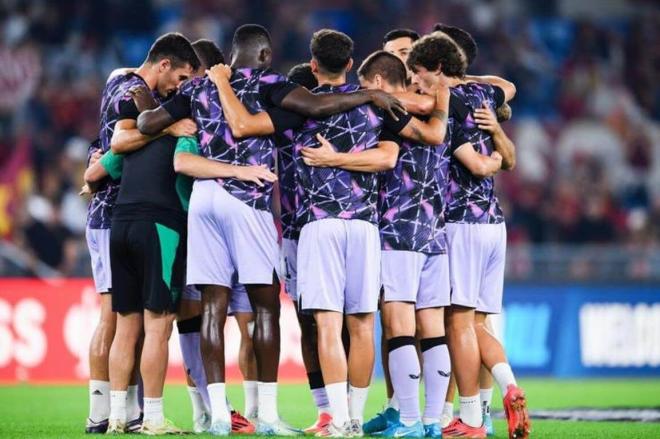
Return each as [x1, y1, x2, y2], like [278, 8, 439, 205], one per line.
[86, 227, 112, 293]
[298, 219, 381, 314]
[186, 180, 280, 287]
[446, 222, 506, 314]
[381, 250, 450, 310]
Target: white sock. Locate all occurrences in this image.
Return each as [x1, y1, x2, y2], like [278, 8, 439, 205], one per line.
[89, 380, 110, 422]
[258, 382, 279, 423]
[187, 386, 206, 420]
[325, 382, 349, 427]
[109, 390, 127, 423]
[459, 394, 482, 427]
[244, 381, 258, 418]
[226, 397, 234, 411]
[491, 363, 516, 393]
[442, 401, 454, 418]
[126, 385, 141, 421]
[388, 395, 399, 410]
[479, 388, 493, 416]
[208, 383, 230, 424]
[143, 397, 164, 425]
[348, 385, 369, 423]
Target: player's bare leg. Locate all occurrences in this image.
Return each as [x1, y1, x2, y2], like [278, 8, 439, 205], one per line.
[316, 310, 350, 429]
[346, 312, 375, 434]
[108, 312, 143, 432]
[475, 312, 529, 439]
[445, 306, 483, 432]
[417, 307, 451, 437]
[87, 293, 116, 432]
[139, 309, 176, 432]
[200, 285, 231, 433]
[233, 311, 258, 433]
[296, 305, 332, 433]
[246, 276, 297, 435]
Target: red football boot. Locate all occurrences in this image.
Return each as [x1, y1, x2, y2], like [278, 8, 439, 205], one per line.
[503, 385, 531, 439]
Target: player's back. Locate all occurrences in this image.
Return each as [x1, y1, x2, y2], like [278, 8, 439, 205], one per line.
[294, 83, 384, 227]
[445, 82, 504, 224]
[182, 68, 287, 211]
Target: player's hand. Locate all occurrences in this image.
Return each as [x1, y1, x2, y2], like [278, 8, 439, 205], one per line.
[88, 149, 102, 167]
[207, 64, 232, 84]
[301, 134, 338, 167]
[491, 150, 503, 167]
[474, 103, 502, 135]
[79, 184, 92, 196]
[367, 90, 407, 121]
[234, 164, 278, 187]
[165, 118, 197, 137]
[129, 85, 158, 112]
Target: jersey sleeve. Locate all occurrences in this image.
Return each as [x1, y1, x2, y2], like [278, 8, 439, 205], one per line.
[162, 91, 192, 121]
[99, 150, 124, 180]
[382, 111, 413, 135]
[174, 136, 200, 156]
[492, 85, 505, 108]
[266, 106, 306, 133]
[379, 128, 403, 146]
[117, 97, 139, 121]
[449, 119, 469, 154]
[261, 80, 300, 107]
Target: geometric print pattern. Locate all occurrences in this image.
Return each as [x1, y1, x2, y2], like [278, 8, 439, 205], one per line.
[445, 83, 504, 224]
[180, 68, 287, 211]
[293, 83, 384, 227]
[378, 135, 450, 254]
[87, 73, 157, 229]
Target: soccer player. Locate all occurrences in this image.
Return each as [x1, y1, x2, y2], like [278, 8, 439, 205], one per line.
[383, 28, 419, 86]
[83, 33, 198, 434]
[94, 32, 199, 434]
[407, 33, 529, 439]
[432, 24, 514, 436]
[136, 24, 404, 436]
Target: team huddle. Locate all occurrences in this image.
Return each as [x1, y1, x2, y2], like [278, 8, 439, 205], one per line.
[82, 21, 529, 439]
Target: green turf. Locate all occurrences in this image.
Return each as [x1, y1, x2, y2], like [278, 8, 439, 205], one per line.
[1, 379, 659, 438]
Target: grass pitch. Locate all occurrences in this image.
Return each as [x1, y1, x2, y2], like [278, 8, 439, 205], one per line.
[1, 379, 659, 438]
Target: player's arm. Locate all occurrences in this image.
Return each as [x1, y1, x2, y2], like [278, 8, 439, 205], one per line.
[280, 86, 406, 121]
[137, 84, 193, 135]
[474, 103, 515, 170]
[301, 133, 399, 172]
[112, 118, 197, 154]
[207, 65, 276, 137]
[464, 75, 516, 102]
[84, 150, 123, 194]
[453, 143, 502, 179]
[393, 91, 435, 115]
[173, 136, 277, 187]
[394, 87, 449, 145]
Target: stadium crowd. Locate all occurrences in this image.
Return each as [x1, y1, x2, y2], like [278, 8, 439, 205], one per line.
[0, 0, 658, 277]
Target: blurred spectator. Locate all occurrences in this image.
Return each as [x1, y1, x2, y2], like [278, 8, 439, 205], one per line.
[0, 0, 658, 278]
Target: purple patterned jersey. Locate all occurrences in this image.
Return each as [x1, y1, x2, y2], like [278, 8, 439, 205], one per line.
[275, 130, 298, 239]
[294, 83, 384, 227]
[87, 73, 153, 229]
[378, 134, 450, 254]
[176, 68, 288, 211]
[445, 83, 504, 224]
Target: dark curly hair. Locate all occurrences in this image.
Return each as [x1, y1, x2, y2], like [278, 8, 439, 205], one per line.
[433, 23, 478, 66]
[407, 32, 466, 78]
[310, 29, 354, 75]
